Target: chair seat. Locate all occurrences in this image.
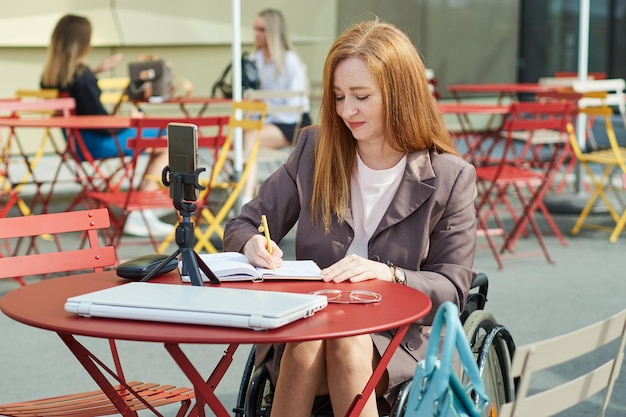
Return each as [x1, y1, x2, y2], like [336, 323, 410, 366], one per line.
[0, 381, 194, 417]
[578, 147, 626, 164]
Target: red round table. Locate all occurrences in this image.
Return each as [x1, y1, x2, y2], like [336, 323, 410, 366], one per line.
[0, 271, 431, 417]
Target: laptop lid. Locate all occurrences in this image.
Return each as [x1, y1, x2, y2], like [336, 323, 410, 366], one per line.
[65, 282, 327, 330]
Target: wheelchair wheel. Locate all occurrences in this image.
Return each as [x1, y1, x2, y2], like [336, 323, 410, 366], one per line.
[243, 365, 274, 417]
[234, 346, 274, 417]
[462, 310, 516, 415]
[387, 379, 412, 417]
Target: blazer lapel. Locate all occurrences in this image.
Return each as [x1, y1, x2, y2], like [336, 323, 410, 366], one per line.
[375, 150, 436, 233]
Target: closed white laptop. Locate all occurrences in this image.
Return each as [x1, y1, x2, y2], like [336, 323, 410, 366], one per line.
[65, 282, 328, 330]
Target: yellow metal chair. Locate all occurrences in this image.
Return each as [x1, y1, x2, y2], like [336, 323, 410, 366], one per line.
[14, 88, 59, 99]
[166, 100, 267, 254]
[567, 103, 626, 242]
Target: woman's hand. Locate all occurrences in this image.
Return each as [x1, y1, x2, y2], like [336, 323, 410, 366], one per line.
[243, 235, 283, 269]
[321, 254, 393, 283]
[129, 106, 145, 118]
[94, 53, 123, 74]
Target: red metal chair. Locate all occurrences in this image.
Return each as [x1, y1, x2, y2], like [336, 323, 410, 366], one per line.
[63, 122, 138, 214]
[0, 208, 194, 416]
[0, 97, 75, 216]
[0, 190, 19, 270]
[475, 101, 574, 268]
[85, 115, 229, 253]
[0, 190, 18, 219]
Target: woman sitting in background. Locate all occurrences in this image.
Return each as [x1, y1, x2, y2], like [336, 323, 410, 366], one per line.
[242, 8, 313, 201]
[41, 14, 173, 237]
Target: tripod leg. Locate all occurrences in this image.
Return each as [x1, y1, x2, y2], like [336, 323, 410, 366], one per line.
[180, 248, 205, 287]
[195, 251, 221, 285]
[140, 249, 181, 282]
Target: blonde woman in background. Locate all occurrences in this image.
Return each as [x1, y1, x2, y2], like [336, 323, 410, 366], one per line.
[242, 8, 313, 202]
[41, 14, 173, 237]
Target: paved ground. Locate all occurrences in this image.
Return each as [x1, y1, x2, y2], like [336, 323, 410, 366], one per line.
[1, 181, 625, 416]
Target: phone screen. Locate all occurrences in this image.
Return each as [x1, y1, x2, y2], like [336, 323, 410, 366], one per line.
[167, 122, 198, 201]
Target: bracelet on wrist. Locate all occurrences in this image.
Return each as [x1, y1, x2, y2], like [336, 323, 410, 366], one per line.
[386, 261, 406, 285]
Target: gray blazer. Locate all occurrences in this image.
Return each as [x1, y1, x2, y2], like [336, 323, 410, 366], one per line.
[223, 126, 477, 397]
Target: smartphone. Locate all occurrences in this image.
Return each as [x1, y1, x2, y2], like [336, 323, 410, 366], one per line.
[167, 122, 198, 201]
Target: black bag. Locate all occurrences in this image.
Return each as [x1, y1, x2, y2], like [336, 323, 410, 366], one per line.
[127, 59, 172, 100]
[211, 52, 260, 98]
[116, 254, 178, 280]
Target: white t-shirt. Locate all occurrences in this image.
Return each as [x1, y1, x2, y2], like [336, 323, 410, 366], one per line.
[347, 152, 407, 257]
[253, 49, 310, 124]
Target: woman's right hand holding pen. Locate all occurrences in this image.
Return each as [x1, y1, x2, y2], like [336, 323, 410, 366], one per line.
[243, 235, 283, 269]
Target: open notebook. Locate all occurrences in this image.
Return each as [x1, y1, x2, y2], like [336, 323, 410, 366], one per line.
[65, 282, 327, 330]
[182, 252, 323, 283]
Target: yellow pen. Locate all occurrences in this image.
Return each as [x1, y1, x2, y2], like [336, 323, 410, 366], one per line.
[259, 214, 275, 269]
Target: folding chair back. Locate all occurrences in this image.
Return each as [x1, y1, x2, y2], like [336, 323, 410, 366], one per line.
[505, 101, 574, 169]
[194, 100, 267, 253]
[0, 96, 74, 116]
[573, 78, 626, 129]
[499, 308, 626, 417]
[0, 208, 115, 281]
[244, 89, 307, 143]
[538, 71, 602, 88]
[0, 208, 194, 417]
[97, 77, 130, 113]
[15, 88, 60, 100]
[244, 89, 307, 168]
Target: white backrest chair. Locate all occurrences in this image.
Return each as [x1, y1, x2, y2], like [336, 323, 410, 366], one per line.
[573, 78, 626, 124]
[539, 76, 581, 88]
[572, 78, 626, 153]
[499, 308, 626, 417]
[243, 89, 308, 173]
[244, 89, 308, 144]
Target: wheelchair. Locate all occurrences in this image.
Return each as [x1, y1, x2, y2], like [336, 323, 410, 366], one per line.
[233, 272, 516, 417]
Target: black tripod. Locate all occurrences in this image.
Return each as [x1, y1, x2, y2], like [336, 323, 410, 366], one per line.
[141, 166, 220, 286]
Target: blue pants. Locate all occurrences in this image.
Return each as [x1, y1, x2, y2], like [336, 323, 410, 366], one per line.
[76, 128, 162, 161]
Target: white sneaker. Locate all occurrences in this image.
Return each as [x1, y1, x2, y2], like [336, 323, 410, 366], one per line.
[123, 210, 175, 238]
[151, 208, 175, 218]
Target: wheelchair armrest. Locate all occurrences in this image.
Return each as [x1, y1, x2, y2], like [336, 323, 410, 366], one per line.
[471, 272, 489, 292]
[462, 272, 489, 322]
